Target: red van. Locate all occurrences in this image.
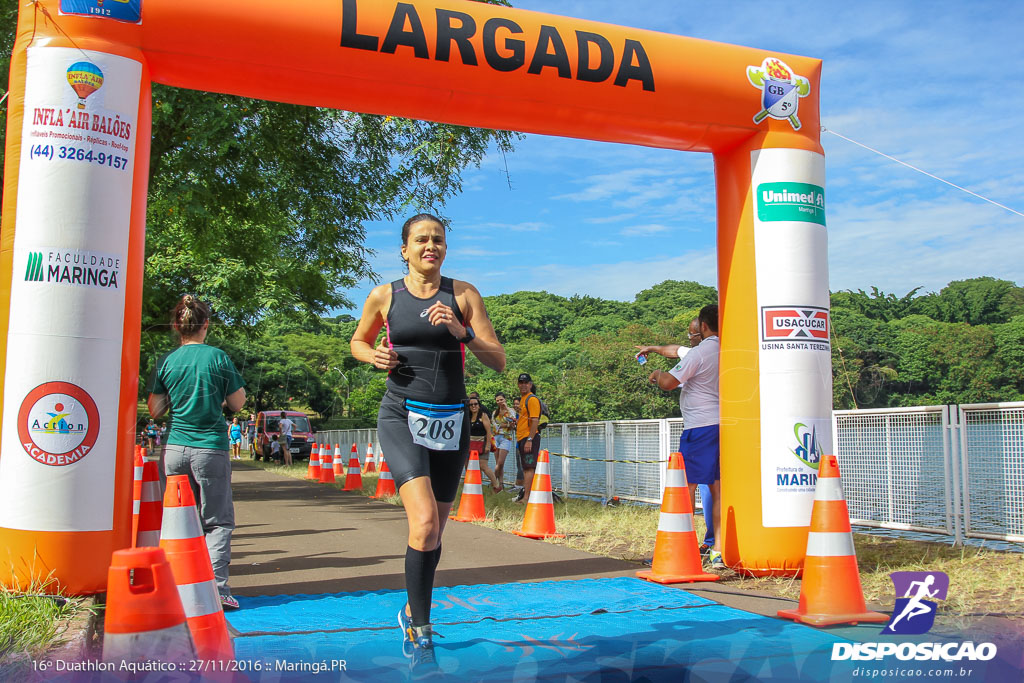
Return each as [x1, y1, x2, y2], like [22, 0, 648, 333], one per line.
[254, 410, 315, 461]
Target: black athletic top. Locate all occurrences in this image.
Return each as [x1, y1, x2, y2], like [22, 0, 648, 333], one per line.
[385, 277, 467, 403]
[469, 413, 487, 439]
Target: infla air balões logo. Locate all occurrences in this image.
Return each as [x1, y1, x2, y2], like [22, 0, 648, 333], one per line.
[66, 61, 104, 110]
[883, 571, 949, 635]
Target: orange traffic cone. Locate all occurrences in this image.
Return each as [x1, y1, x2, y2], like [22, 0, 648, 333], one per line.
[513, 450, 565, 539]
[305, 442, 321, 480]
[131, 446, 144, 547]
[332, 444, 345, 477]
[343, 444, 363, 491]
[636, 453, 718, 584]
[777, 454, 889, 627]
[373, 457, 397, 498]
[136, 460, 163, 548]
[450, 451, 489, 522]
[319, 443, 336, 484]
[160, 475, 234, 661]
[363, 442, 377, 473]
[103, 547, 196, 663]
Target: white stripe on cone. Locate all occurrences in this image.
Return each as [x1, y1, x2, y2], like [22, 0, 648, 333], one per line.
[814, 477, 844, 501]
[665, 468, 688, 489]
[133, 500, 141, 514]
[380, 470, 393, 481]
[463, 483, 484, 495]
[141, 481, 160, 501]
[161, 507, 204, 540]
[528, 489, 553, 506]
[805, 531, 856, 557]
[657, 511, 695, 534]
[103, 623, 195, 662]
[137, 530, 160, 547]
[535, 460, 550, 476]
[177, 580, 223, 618]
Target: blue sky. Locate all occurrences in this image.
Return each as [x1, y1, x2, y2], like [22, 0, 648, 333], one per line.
[340, 0, 1023, 315]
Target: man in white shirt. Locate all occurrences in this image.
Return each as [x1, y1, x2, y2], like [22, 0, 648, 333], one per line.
[638, 304, 723, 568]
[278, 412, 295, 467]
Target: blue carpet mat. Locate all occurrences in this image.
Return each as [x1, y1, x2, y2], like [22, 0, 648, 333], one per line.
[228, 577, 858, 681]
[229, 577, 715, 634]
[234, 603, 851, 681]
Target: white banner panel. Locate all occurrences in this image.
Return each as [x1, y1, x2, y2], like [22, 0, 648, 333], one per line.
[0, 47, 141, 531]
[751, 148, 832, 528]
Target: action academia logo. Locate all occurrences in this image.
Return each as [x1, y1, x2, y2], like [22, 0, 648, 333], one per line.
[746, 57, 810, 130]
[17, 381, 100, 467]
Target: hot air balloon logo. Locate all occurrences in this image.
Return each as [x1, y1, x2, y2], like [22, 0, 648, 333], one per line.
[66, 61, 104, 110]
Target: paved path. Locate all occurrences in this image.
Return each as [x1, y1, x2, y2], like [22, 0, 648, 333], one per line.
[225, 461, 848, 626]
[228, 462, 639, 597]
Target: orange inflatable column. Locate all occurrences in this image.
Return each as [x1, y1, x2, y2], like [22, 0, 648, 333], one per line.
[715, 129, 830, 577]
[0, 5, 152, 594]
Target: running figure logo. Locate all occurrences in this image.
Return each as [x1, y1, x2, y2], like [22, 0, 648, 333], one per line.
[882, 571, 949, 635]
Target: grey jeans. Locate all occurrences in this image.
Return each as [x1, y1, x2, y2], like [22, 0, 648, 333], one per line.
[164, 444, 235, 597]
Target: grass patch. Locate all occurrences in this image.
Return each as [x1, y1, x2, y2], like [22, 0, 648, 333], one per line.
[0, 576, 93, 673]
[242, 459, 1024, 623]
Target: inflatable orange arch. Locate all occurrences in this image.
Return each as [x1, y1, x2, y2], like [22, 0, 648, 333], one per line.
[1, 0, 830, 593]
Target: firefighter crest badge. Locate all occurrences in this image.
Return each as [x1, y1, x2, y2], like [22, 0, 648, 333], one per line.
[747, 58, 810, 130]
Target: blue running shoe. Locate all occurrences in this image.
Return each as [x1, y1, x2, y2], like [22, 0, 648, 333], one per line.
[710, 550, 725, 570]
[398, 606, 415, 657]
[409, 624, 442, 679]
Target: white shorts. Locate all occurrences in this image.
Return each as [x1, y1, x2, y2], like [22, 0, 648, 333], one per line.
[494, 435, 514, 453]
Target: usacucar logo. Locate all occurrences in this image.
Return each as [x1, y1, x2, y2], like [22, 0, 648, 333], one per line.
[747, 58, 810, 130]
[762, 306, 830, 342]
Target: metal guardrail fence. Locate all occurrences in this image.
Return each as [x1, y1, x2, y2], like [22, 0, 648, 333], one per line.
[319, 402, 1024, 545]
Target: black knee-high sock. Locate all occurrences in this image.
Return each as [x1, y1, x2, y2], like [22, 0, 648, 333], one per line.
[405, 546, 438, 627]
[432, 543, 442, 570]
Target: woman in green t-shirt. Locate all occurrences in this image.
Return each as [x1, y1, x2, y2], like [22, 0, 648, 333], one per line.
[148, 294, 246, 610]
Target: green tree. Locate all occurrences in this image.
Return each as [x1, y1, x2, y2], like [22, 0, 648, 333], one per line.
[485, 291, 573, 344]
[918, 277, 1023, 326]
[0, 0, 14, 175]
[631, 281, 717, 326]
[144, 92, 514, 327]
[832, 287, 925, 322]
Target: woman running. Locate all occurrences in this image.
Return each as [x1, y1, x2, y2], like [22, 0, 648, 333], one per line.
[350, 214, 505, 675]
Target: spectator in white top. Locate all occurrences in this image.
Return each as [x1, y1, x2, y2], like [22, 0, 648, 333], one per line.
[638, 304, 723, 569]
[278, 412, 295, 467]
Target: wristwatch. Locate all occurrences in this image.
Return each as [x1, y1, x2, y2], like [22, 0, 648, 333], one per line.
[457, 327, 475, 344]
